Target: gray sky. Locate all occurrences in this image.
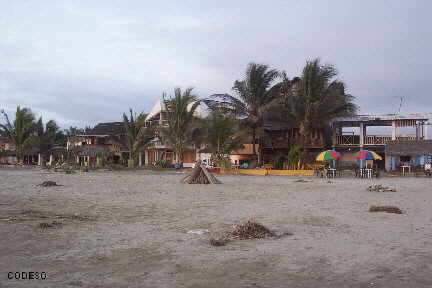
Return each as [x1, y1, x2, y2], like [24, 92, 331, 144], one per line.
[1, 0, 431, 128]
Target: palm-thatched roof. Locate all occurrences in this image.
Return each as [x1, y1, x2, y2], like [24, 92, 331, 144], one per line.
[83, 122, 126, 137]
[385, 140, 432, 156]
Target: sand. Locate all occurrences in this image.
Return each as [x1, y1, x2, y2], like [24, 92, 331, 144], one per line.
[1, 167, 431, 287]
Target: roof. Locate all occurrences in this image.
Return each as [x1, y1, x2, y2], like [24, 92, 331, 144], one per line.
[145, 100, 210, 121]
[83, 122, 126, 137]
[263, 120, 296, 131]
[334, 114, 432, 123]
[385, 140, 432, 156]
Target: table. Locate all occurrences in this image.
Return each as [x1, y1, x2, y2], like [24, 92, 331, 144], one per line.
[364, 168, 373, 178]
[359, 168, 373, 178]
[401, 165, 411, 174]
[326, 168, 336, 178]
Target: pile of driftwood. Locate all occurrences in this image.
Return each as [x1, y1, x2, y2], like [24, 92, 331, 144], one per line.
[181, 161, 221, 184]
[369, 205, 403, 214]
[209, 219, 275, 246]
[37, 181, 61, 187]
[367, 185, 396, 192]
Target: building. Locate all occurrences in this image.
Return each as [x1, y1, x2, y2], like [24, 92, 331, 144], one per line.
[68, 122, 130, 166]
[385, 140, 432, 172]
[262, 120, 327, 168]
[332, 114, 431, 170]
[144, 100, 210, 168]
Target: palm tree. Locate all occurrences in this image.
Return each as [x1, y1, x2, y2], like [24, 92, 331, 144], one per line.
[212, 63, 280, 162]
[281, 59, 357, 147]
[161, 87, 200, 165]
[114, 109, 150, 167]
[286, 146, 304, 170]
[0, 107, 36, 164]
[25, 117, 63, 166]
[204, 111, 245, 161]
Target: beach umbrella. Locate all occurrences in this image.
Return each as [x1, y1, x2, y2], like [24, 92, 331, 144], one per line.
[315, 150, 341, 161]
[355, 150, 382, 160]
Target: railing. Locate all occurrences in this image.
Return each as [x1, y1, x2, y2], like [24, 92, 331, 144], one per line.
[336, 134, 419, 146]
[336, 135, 360, 145]
[364, 135, 392, 145]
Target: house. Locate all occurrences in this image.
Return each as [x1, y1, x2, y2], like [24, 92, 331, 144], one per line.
[385, 140, 432, 172]
[0, 137, 17, 164]
[261, 120, 326, 168]
[68, 122, 130, 166]
[144, 100, 210, 168]
[332, 114, 431, 170]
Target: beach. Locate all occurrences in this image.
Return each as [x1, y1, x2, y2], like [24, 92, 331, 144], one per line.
[1, 168, 431, 287]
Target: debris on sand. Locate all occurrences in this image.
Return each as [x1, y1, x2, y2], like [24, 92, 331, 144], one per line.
[209, 219, 279, 246]
[39, 221, 63, 230]
[228, 219, 275, 240]
[181, 161, 221, 184]
[209, 237, 230, 246]
[293, 179, 312, 183]
[367, 185, 396, 192]
[37, 181, 62, 187]
[369, 205, 403, 214]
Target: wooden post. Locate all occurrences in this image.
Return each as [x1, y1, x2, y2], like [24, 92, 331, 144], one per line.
[423, 121, 429, 140]
[38, 153, 42, 166]
[139, 152, 142, 167]
[391, 121, 397, 140]
[49, 155, 53, 166]
[145, 150, 149, 165]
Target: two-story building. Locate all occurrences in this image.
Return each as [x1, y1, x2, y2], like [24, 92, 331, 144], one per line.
[332, 114, 431, 170]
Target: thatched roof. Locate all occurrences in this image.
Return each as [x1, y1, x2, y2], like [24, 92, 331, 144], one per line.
[84, 122, 126, 137]
[385, 140, 432, 156]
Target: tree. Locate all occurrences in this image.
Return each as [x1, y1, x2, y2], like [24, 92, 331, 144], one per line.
[280, 58, 357, 147]
[286, 146, 304, 170]
[204, 111, 245, 161]
[113, 109, 150, 167]
[212, 63, 280, 162]
[25, 117, 63, 166]
[0, 107, 36, 164]
[161, 87, 200, 164]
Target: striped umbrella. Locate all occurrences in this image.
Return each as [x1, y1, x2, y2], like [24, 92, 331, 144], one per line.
[355, 150, 382, 160]
[316, 150, 341, 161]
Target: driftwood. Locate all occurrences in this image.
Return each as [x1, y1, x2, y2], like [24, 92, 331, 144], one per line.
[181, 161, 221, 184]
[369, 205, 403, 214]
[209, 219, 278, 246]
[37, 181, 62, 187]
[367, 185, 396, 192]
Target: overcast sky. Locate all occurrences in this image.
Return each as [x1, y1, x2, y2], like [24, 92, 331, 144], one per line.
[1, 0, 431, 128]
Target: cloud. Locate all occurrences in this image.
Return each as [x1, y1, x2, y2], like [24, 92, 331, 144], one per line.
[0, 0, 431, 127]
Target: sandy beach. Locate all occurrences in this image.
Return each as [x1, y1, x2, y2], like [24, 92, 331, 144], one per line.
[1, 167, 431, 287]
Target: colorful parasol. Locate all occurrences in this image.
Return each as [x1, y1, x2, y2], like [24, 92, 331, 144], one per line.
[316, 150, 341, 161]
[355, 150, 382, 160]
